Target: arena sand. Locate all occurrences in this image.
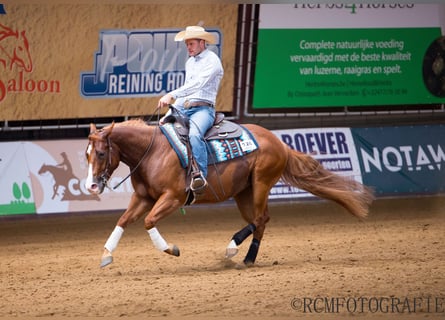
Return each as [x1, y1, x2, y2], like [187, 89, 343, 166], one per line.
[0, 196, 444, 319]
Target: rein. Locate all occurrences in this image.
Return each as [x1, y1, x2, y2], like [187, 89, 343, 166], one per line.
[111, 110, 161, 190]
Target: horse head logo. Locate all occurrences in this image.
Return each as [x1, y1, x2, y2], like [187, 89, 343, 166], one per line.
[0, 23, 33, 72]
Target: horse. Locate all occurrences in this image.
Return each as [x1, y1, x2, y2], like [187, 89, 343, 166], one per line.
[0, 23, 33, 72]
[85, 119, 374, 268]
[38, 164, 70, 199]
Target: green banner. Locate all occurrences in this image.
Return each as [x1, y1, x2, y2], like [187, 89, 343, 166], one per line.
[253, 27, 444, 108]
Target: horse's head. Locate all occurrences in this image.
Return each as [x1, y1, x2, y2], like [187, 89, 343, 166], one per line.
[38, 164, 48, 175]
[0, 24, 33, 72]
[13, 30, 32, 72]
[85, 122, 118, 195]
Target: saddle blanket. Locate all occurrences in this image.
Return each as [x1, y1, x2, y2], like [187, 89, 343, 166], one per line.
[160, 123, 259, 168]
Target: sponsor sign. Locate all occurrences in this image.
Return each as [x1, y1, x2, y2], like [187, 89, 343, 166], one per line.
[0, 140, 134, 215]
[0, 142, 35, 215]
[253, 4, 445, 109]
[0, 3, 237, 121]
[352, 125, 445, 195]
[80, 28, 222, 98]
[0, 23, 61, 104]
[270, 127, 363, 199]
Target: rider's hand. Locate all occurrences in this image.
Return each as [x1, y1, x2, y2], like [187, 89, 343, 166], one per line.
[159, 116, 167, 125]
[157, 93, 173, 109]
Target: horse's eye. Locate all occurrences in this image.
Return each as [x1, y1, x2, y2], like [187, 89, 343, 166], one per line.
[97, 151, 106, 159]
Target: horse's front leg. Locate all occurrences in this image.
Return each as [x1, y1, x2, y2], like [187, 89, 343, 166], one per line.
[100, 193, 153, 268]
[144, 192, 183, 257]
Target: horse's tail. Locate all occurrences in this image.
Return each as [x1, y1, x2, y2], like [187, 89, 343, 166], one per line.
[281, 147, 374, 219]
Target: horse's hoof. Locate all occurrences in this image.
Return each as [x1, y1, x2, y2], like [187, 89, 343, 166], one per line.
[225, 248, 239, 259]
[164, 244, 180, 257]
[225, 240, 239, 259]
[243, 259, 255, 267]
[171, 244, 180, 257]
[100, 255, 113, 268]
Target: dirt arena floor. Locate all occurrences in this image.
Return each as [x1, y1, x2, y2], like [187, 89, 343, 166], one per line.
[1, 196, 444, 319]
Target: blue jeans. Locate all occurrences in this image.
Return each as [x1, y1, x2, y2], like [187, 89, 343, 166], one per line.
[181, 106, 215, 178]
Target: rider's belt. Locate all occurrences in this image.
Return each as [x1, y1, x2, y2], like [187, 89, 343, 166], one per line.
[184, 100, 214, 109]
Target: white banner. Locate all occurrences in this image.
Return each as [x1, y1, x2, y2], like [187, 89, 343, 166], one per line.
[0, 142, 35, 215]
[0, 140, 134, 215]
[270, 127, 363, 199]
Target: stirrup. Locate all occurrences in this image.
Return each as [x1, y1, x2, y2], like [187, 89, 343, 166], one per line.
[190, 173, 207, 193]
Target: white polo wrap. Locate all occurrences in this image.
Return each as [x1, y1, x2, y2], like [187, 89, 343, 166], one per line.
[104, 225, 124, 253]
[147, 227, 169, 252]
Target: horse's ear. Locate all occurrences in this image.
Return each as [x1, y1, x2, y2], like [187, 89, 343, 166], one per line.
[90, 123, 97, 134]
[107, 122, 115, 136]
[101, 121, 115, 138]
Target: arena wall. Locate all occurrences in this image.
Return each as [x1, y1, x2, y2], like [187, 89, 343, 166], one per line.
[1, 124, 444, 216]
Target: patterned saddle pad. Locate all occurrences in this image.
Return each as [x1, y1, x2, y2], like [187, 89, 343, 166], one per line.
[160, 122, 259, 168]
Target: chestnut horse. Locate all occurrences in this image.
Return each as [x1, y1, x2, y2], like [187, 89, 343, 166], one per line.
[85, 119, 374, 268]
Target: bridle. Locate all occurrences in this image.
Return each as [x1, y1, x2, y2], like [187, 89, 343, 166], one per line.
[99, 135, 114, 189]
[88, 110, 161, 191]
[87, 133, 114, 190]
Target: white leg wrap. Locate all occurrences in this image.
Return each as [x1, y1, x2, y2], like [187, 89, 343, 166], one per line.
[104, 226, 124, 253]
[227, 239, 237, 249]
[147, 227, 169, 252]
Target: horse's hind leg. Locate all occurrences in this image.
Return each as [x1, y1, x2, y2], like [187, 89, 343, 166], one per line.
[229, 187, 270, 265]
[225, 222, 256, 259]
[244, 204, 269, 265]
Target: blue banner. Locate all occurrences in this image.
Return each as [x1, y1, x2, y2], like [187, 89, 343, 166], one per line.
[352, 125, 445, 195]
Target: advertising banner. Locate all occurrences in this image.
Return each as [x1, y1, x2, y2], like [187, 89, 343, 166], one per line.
[270, 127, 363, 199]
[352, 125, 445, 196]
[0, 142, 35, 215]
[80, 28, 222, 99]
[253, 4, 445, 110]
[2, 124, 445, 215]
[0, 3, 237, 121]
[0, 139, 134, 215]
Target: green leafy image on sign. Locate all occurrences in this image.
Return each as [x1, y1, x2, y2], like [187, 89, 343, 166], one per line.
[0, 181, 35, 215]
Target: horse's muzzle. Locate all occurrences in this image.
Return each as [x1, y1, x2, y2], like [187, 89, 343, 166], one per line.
[86, 177, 106, 195]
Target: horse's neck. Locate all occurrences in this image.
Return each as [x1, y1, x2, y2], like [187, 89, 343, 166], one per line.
[0, 37, 15, 59]
[43, 165, 64, 175]
[112, 125, 157, 167]
[0, 30, 18, 44]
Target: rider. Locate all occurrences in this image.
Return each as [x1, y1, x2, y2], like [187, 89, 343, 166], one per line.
[56, 152, 73, 176]
[158, 25, 224, 192]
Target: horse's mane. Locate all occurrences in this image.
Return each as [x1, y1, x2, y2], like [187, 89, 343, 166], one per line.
[90, 119, 148, 140]
[0, 23, 17, 41]
[115, 118, 148, 128]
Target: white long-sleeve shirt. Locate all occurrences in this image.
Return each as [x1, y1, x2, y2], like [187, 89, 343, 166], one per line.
[170, 49, 224, 106]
